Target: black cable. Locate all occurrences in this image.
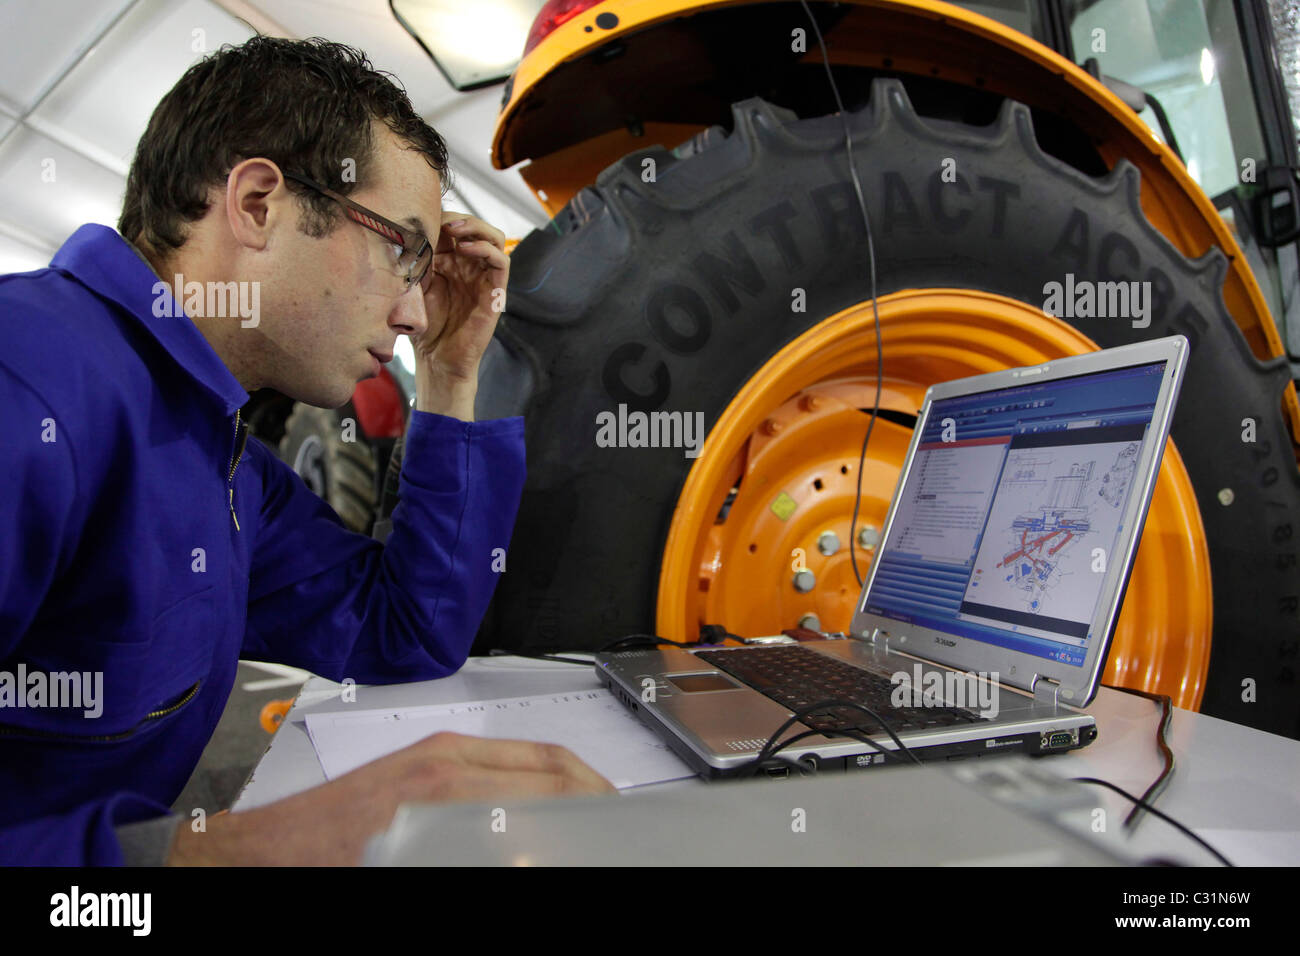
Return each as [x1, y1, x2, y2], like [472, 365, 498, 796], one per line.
[1141, 92, 1184, 164]
[747, 728, 829, 776]
[493, 633, 710, 667]
[799, 0, 883, 589]
[481, 634, 687, 665]
[760, 723, 916, 774]
[1072, 776, 1232, 867]
[1101, 683, 1176, 831]
[596, 633, 702, 653]
[487, 649, 594, 666]
[745, 697, 923, 777]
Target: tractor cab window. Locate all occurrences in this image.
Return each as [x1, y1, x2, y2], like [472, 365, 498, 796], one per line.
[950, 0, 1299, 341]
[947, 0, 1048, 38]
[1065, 0, 1264, 203]
[1063, 0, 1297, 343]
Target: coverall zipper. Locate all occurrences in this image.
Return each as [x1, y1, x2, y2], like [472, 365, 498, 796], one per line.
[228, 409, 249, 530]
[0, 680, 201, 742]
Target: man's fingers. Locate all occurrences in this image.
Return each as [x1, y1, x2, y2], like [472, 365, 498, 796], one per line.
[442, 214, 506, 250]
[416, 765, 611, 804]
[415, 732, 616, 793]
[458, 242, 510, 276]
[453, 239, 509, 267]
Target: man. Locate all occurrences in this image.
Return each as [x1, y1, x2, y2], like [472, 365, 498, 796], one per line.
[0, 37, 613, 866]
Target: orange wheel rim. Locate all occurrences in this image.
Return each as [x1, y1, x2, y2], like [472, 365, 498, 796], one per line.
[657, 289, 1211, 710]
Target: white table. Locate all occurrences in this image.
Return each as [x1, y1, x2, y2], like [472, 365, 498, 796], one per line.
[233, 656, 1300, 865]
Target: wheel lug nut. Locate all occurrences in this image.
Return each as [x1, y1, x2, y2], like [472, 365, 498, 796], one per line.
[858, 525, 879, 549]
[793, 569, 816, 592]
[817, 531, 840, 555]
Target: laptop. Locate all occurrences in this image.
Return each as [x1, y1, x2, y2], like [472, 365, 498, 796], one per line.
[596, 336, 1190, 778]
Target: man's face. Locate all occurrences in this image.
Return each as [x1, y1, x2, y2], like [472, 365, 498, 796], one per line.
[256, 124, 442, 408]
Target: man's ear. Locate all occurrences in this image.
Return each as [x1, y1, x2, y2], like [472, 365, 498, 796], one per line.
[225, 158, 285, 251]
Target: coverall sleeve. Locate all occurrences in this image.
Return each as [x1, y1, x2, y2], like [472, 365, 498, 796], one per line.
[240, 410, 526, 683]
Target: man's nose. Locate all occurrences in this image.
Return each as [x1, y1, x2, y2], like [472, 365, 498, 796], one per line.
[390, 282, 428, 338]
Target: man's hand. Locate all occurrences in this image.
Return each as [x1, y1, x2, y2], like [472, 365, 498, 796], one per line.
[167, 731, 614, 865]
[412, 213, 509, 420]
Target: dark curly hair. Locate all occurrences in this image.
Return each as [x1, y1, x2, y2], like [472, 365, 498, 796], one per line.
[119, 36, 450, 253]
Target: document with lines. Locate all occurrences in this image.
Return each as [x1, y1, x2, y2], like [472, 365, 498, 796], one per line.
[304, 689, 694, 789]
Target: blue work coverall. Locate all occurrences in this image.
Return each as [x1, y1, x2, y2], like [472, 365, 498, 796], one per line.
[0, 224, 526, 864]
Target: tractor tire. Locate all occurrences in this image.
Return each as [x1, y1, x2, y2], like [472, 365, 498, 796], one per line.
[477, 79, 1300, 739]
[278, 402, 378, 534]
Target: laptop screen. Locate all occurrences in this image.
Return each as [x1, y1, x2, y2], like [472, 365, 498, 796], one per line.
[862, 360, 1167, 668]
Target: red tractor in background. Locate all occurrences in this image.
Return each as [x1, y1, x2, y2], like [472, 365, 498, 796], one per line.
[242, 363, 410, 535]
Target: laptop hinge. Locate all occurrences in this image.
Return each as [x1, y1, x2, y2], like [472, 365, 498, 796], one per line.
[865, 627, 890, 653]
[1032, 675, 1062, 707]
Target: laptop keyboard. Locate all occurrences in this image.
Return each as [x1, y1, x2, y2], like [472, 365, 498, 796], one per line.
[694, 645, 987, 736]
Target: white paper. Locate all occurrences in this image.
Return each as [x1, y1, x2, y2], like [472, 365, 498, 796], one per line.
[304, 689, 694, 789]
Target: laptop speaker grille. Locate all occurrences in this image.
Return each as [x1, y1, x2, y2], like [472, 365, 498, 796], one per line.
[724, 738, 769, 752]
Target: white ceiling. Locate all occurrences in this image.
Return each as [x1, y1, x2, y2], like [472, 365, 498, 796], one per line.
[0, 0, 546, 274]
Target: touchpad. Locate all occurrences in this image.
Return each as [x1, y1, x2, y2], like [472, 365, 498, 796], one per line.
[666, 673, 742, 693]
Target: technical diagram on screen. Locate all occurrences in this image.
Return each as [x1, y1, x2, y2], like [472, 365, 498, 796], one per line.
[864, 359, 1170, 669]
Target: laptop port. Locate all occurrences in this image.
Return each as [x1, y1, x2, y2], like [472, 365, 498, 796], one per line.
[1041, 730, 1078, 749]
